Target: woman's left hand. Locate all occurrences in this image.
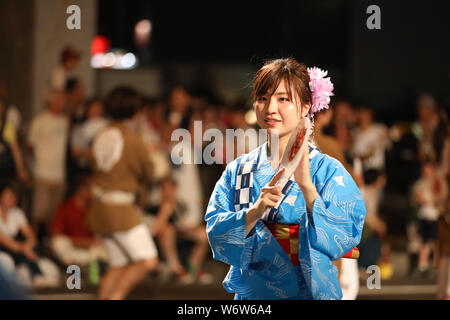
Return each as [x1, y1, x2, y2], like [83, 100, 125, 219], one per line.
[294, 147, 318, 213]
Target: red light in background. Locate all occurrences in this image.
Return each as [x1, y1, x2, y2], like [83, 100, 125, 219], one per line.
[91, 36, 111, 56]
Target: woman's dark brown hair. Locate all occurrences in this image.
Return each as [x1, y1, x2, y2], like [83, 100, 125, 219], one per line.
[253, 58, 312, 113]
[105, 86, 142, 120]
[0, 179, 21, 202]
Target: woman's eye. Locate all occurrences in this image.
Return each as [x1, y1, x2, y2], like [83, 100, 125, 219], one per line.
[279, 97, 290, 102]
[257, 96, 267, 102]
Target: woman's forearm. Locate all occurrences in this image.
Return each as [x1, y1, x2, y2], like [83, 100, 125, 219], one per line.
[0, 233, 23, 253]
[245, 207, 261, 236]
[157, 201, 175, 223]
[20, 225, 37, 247]
[301, 183, 318, 213]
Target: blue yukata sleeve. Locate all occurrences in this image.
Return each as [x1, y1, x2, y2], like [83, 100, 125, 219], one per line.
[205, 162, 256, 270]
[307, 156, 366, 261]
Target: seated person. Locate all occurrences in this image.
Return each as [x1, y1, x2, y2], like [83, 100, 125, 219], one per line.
[0, 181, 58, 288]
[146, 176, 212, 284]
[50, 175, 107, 267]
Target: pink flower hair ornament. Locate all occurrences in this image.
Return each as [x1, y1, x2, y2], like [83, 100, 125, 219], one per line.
[307, 67, 334, 119]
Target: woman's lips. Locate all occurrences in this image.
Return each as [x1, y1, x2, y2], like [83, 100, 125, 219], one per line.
[264, 118, 281, 126]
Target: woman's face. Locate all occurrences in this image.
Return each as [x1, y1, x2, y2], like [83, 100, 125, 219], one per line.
[254, 80, 307, 138]
[0, 188, 17, 209]
[161, 179, 176, 198]
[87, 101, 103, 119]
[422, 164, 434, 178]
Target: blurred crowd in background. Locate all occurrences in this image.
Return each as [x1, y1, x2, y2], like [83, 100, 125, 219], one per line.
[0, 46, 449, 300]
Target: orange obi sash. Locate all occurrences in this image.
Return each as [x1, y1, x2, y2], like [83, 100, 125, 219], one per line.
[264, 222, 360, 266]
[264, 222, 300, 266]
[343, 247, 360, 259]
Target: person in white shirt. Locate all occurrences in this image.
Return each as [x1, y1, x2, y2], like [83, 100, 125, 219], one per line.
[28, 90, 69, 236]
[49, 46, 81, 92]
[351, 105, 391, 273]
[351, 106, 390, 237]
[351, 106, 391, 173]
[71, 98, 108, 171]
[0, 181, 58, 288]
[412, 162, 448, 277]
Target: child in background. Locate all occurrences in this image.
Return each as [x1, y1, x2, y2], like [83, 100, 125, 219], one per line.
[412, 162, 448, 277]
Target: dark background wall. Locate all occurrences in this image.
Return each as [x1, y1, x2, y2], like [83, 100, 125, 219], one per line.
[1, 0, 448, 124]
[98, 0, 349, 65]
[0, 0, 35, 124]
[97, 0, 449, 123]
[348, 0, 450, 123]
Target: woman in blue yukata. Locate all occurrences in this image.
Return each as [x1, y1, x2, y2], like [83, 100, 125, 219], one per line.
[205, 58, 366, 300]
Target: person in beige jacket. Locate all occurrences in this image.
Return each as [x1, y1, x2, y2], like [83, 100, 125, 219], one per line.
[86, 87, 158, 300]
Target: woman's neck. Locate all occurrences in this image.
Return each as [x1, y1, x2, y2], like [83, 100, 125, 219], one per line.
[267, 132, 291, 168]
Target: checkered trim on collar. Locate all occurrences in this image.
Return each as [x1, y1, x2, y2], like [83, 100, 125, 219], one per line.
[233, 150, 261, 212]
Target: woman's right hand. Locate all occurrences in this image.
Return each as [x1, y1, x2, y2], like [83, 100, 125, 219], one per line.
[245, 168, 285, 235]
[251, 168, 285, 218]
